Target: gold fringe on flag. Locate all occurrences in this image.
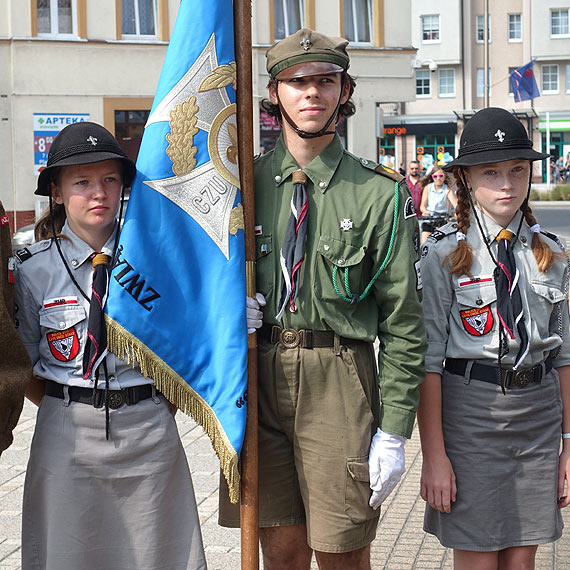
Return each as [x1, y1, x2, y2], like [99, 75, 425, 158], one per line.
[106, 315, 240, 503]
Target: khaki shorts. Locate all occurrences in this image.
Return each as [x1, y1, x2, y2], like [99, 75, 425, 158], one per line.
[219, 337, 380, 553]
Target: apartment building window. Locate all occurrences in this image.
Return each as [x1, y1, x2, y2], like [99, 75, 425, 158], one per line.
[508, 66, 517, 95]
[551, 9, 569, 37]
[37, 0, 75, 36]
[122, 0, 158, 37]
[476, 68, 491, 98]
[438, 69, 455, 97]
[274, 0, 304, 40]
[416, 70, 431, 97]
[542, 64, 559, 93]
[567, 65, 570, 93]
[508, 14, 522, 41]
[344, 0, 373, 44]
[421, 15, 440, 43]
[476, 15, 491, 43]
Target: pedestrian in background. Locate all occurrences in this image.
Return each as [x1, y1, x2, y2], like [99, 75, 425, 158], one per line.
[406, 160, 423, 214]
[14, 122, 206, 570]
[418, 107, 570, 570]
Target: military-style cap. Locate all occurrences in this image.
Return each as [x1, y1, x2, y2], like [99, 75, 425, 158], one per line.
[35, 121, 137, 196]
[443, 107, 548, 171]
[266, 28, 350, 79]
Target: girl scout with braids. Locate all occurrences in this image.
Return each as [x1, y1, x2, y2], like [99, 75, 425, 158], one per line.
[418, 107, 570, 570]
[14, 122, 206, 570]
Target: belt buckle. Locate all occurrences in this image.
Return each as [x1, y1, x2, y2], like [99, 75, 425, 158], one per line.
[108, 391, 124, 409]
[280, 328, 301, 349]
[511, 368, 532, 388]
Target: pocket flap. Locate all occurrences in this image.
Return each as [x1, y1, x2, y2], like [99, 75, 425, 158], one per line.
[347, 458, 370, 483]
[456, 283, 497, 308]
[317, 236, 365, 268]
[531, 282, 565, 304]
[39, 305, 87, 330]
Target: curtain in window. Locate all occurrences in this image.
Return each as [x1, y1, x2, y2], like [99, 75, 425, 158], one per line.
[37, 0, 51, 33]
[139, 0, 156, 35]
[58, 0, 72, 34]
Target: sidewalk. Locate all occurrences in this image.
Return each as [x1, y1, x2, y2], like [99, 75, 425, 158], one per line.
[1, 400, 569, 569]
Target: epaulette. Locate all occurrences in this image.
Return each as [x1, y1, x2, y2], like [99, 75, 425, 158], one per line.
[426, 222, 458, 243]
[373, 163, 405, 183]
[13, 239, 51, 264]
[540, 230, 566, 251]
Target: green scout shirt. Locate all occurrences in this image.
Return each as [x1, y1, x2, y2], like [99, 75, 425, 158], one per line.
[254, 133, 427, 438]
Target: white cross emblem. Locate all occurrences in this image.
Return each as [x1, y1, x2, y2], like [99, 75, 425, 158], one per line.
[299, 38, 312, 51]
[340, 218, 353, 231]
[87, 136, 98, 146]
[494, 129, 505, 143]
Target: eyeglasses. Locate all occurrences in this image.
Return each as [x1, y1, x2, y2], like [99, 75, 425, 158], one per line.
[432, 174, 445, 179]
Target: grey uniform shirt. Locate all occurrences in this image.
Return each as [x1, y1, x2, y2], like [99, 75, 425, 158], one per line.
[421, 210, 570, 374]
[14, 222, 151, 389]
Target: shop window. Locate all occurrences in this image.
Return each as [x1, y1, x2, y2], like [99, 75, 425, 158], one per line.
[508, 14, 522, 42]
[344, 0, 373, 44]
[274, 0, 304, 40]
[551, 9, 569, 37]
[416, 134, 455, 169]
[377, 134, 396, 168]
[542, 64, 559, 93]
[122, 0, 158, 38]
[114, 110, 150, 163]
[36, 0, 76, 37]
[421, 14, 440, 43]
[416, 70, 431, 97]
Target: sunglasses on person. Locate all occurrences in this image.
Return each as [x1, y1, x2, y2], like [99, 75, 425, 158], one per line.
[432, 173, 445, 179]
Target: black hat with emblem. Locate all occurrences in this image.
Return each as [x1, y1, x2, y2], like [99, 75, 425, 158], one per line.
[35, 122, 137, 196]
[443, 107, 548, 171]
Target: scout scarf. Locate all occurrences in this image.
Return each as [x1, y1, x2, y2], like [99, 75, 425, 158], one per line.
[276, 170, 308, 320]
[495, 229, 529, 369]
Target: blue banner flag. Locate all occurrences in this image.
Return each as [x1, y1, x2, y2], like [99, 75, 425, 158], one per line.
[511, 61, 540, 102]
[105, 0, 247, 503]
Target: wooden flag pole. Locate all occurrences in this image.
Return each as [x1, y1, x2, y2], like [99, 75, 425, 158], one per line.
[234, 1, 259, 569]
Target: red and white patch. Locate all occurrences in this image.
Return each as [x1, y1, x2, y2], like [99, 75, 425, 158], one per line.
[460, 306, 494, 336]
[47, 328, 80, 362]
[0, 214, 9, 226]
[458, 275, 494, 287]
[254, 225, 263, 235]
[43, 296, 79, 309]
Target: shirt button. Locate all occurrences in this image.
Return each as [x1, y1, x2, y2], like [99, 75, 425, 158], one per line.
[323, 244, 330, 251]
[274, 175, 282, 184]
[318, 180, 327, 189]
[549, 290, 554, 300]
[71, 259, 78, 267]
[109, 375, 116, 381]
[476, 299, 483, 306]
[520, 236, 527, 244]
[59, 321, 66, 329]
[361, 159, 369, 165]
[337, 258, 346, 265]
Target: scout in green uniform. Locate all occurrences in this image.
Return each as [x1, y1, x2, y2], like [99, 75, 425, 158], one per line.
[221, 29, 426, 569]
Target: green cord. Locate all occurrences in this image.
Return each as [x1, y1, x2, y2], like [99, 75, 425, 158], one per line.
[332, 181, 400, 304]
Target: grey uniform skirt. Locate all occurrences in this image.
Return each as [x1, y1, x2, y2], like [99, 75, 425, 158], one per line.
[22, 392, 207, 570]
[424, 368, 563, 551]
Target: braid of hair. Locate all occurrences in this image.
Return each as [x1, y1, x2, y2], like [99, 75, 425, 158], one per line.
[445, 169, 474, 277]
[522, 203, 562, 272]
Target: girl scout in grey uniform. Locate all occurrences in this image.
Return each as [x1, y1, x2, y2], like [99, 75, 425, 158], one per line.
[15, 122, 206, 570]
[418, 107, 570, 570]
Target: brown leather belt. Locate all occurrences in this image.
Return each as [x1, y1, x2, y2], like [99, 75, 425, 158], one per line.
[45, 379, 154, 409]
[445, 357, 553, 389]
[259, 324, 350, 349]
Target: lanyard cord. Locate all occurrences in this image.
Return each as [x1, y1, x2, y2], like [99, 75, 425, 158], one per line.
[332, 181, 399, 304]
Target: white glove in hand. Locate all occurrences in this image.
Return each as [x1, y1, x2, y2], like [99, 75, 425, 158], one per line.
[368, 428, 406, 510]
[246, 293, 266, 334]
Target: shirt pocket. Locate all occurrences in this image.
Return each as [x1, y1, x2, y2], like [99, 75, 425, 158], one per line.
[455, 282, 497, 337]
[255, 233, 274, 298]
[530, 281, 566, 335]
[314, 235, 367, 303]
[39, 305, 87, 365]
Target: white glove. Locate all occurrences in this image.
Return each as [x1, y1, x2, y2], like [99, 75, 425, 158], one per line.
[368, 428, 406, 510]
[246, 293, 266, 334]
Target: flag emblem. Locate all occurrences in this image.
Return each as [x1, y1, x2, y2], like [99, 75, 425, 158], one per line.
[47, 327, 80, 361]
[460, 306, 494, 336]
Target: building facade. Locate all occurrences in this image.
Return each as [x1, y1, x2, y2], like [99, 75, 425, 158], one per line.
[1, 0, 417, 231]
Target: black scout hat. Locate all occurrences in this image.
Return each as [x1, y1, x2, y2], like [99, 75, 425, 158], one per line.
[35, 122, 137, 196]
[266, 28, 350, 79]
[443, 107, 548, 171]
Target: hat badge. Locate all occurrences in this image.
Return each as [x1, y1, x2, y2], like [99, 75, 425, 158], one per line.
[299, 38, 312, 51]
[87, 136, 98, 146]
[494, 129, 506, 143]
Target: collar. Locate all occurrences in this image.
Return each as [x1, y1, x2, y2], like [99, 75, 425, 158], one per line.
[271, 133, 344, 193]
[59, 221, 117, 270]
[471, 209, 531, 248]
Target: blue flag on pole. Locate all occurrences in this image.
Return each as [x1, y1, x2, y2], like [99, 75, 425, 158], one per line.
[105, 0, 247, 503]
[511, 61, 540, 102]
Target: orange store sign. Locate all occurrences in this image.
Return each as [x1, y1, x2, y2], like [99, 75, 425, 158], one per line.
[383, 126, 407, 136]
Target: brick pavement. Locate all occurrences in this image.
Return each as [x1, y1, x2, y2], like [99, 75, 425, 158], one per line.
[1, 400, 569, 569]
